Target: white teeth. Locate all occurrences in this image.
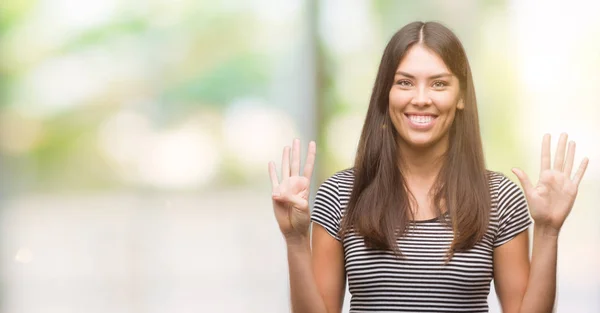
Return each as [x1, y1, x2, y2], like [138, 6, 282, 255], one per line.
[408, 115, 434, 124]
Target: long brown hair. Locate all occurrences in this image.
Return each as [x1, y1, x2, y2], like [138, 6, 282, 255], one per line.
[339, 21, 490, 258]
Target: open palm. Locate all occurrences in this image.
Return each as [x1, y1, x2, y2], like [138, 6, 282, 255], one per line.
[512, 133, 589, 235]
[268, 139, 316, 240]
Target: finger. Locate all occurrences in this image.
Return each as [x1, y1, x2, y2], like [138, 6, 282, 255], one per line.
[541, 133, 551, 174]
[512, 167, 534, 194]
[563, 141, 576, 178]
[281, 146, 291, 180]
[303, 141, 317, 181]
[553, 133, 568, 171]
[572, 157, 589, 187]
[268, 161, 280, 193]
[291, 138, 301, 177]
[273, 193, 308, 211]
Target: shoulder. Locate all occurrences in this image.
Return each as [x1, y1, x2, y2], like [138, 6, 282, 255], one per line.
[331, 167, 355, 182]
[311, 168, 355, 240]
[486, 170, 528, 216]
[486, 170, 522, 197]
[317, 167, 354, 191]
[313, 168, 355, 211]
[486, 170, 532, 246]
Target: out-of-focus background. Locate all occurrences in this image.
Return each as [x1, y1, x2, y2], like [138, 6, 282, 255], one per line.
[0, 0, 598, 312]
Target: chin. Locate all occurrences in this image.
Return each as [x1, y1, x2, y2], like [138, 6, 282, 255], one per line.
[406, 140, 435, 149]
[400, 133, 440, 149]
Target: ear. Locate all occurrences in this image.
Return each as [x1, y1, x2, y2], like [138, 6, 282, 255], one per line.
[457, 98, 465, 110]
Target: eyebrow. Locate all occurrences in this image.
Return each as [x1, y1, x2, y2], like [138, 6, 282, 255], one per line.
[395, 71, 452, 79]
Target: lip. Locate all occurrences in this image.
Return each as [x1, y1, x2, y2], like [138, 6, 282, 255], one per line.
[404, 113, 437, 130]
[404, 113, 438, 117]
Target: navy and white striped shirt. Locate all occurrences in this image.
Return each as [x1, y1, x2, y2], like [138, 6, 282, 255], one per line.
[311, 168, 532, 313]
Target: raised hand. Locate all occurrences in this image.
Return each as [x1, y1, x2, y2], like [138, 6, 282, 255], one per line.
[512, 133, 589, 236]
[268, 139, 317, 242]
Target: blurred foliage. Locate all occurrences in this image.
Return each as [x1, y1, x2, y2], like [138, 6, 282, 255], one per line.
[0, 0, 36, 32]
[1, 0, 526, 192]
[163, 54, 270, 107]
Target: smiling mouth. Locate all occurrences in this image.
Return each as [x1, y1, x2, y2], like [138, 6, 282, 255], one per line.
[404, 114, 438, 125]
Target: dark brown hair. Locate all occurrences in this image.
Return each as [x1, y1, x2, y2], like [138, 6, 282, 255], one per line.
[339, 21, 490, 258]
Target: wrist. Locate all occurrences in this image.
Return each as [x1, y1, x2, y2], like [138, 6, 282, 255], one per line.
[533, 224, 561, 239]
[285, 233, 310, 248]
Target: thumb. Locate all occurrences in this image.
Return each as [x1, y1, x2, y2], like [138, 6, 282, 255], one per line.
[273, 193, 308, 210]
[511, 167, 533, 194]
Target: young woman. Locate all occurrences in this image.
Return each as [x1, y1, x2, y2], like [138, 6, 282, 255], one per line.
[267, 21, 589, 313]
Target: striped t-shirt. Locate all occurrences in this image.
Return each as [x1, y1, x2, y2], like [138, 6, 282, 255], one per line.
[310, 168, 532, 313]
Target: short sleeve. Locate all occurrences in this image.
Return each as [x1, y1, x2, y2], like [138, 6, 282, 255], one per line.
[494, 175, 533, 247]
[310, 175, 342, 241]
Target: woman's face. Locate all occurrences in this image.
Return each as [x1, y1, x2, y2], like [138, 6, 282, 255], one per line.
[388, 44, 463, 151]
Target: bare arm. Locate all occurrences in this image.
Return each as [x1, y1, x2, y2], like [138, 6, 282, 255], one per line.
[286, 224, 345, 313]
[310, 224, 346, 313]
[508, 133, 590, 313]
[493, 230, 530, 313]
[518, 227, 558, 313]
[268, 139, 345, 313]
[494, 227, 558, 313]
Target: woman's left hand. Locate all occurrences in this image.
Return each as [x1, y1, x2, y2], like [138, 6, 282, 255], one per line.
[511, 133, 589, 236]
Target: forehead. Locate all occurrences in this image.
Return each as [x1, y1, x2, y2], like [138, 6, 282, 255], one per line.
[396, 44, 452, 76]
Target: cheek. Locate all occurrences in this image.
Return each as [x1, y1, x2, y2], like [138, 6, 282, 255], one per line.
[388, 89, 410, 109]
[430, 93, 460, 112]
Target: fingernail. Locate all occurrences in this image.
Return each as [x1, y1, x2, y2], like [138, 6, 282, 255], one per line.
[272, 193, 280, 197]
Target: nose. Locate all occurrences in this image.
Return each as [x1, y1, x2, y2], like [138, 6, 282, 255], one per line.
[410, 86, 432, 106]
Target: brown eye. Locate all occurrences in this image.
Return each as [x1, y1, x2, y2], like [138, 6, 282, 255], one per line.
[432, 81, 447, 88]
[396, 80, 412, 87]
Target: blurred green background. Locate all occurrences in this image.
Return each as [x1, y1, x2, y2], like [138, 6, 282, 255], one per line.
[0, 0, 598, 312]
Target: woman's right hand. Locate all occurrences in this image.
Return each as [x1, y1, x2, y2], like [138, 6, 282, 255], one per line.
[268, 139, 317, 243]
